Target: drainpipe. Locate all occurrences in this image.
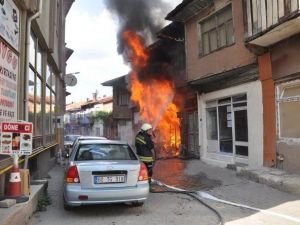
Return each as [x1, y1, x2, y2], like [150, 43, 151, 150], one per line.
[23, 0, 43, 169]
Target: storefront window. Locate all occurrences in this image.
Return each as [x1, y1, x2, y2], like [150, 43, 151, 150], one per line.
[46, 65, 51, 86]
[218, 105, 232, 153]
[278, 81, 300, 139]
[37, 48, 42, 75]
[45, 87, 51, 134]
[28, 69, 35, 125]
[206, 107, 218, 140]
[206, 94, 248, 156]
[51, 92, 56, 133]
[28, 33, 45, 144]
[29, 35, 35, 66]
[36, 77, 42, 135]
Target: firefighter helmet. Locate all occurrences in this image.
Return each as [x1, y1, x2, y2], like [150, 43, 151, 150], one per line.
[141, 123, 152, 131]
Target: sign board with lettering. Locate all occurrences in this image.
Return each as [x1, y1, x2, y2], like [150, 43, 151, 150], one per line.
[0, 40, 18, 122]
[0, 122, 33, 155]
[0, 0, 20, 50]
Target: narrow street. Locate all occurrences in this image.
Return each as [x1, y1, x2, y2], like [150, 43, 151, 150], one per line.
[29, 159, 300, 225]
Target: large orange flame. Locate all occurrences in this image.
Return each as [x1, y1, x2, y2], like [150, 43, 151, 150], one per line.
[123, 30, 181, 157]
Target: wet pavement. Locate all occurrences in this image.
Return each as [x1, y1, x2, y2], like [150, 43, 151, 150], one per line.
[153, 159, 221, 191]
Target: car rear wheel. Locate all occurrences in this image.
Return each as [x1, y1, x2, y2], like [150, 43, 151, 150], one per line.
[63, 197, 73, 211]
[131, 201, 144, 207]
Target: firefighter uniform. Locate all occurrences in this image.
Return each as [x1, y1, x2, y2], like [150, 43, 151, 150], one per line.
[135, 130, 155, 181]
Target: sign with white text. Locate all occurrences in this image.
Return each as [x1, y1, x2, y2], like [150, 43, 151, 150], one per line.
[0, 40, 18, 123]
[0, 0, 20, 50]
[0, 122, 33, 155]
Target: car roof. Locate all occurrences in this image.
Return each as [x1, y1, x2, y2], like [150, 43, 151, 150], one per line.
[77, 136, 107, 140]
[78, 139, 128, 145]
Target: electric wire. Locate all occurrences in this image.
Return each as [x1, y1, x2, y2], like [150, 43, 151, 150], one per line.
[150, 183, 224, 225]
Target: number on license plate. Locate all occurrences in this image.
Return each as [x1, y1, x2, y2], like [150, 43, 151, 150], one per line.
[94, 175, 125, 184]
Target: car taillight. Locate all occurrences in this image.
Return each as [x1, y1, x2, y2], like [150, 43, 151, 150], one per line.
[66, 165, 80, 183]
[138, 163, 148, 181]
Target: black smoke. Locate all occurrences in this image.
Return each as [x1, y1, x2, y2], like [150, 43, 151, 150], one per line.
[104, 0, 172, 55]
[104, 0, 184, 83]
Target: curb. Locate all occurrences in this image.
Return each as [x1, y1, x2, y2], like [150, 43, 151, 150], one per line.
[237, 167, 300, 197]
[0, 181, 47, 225]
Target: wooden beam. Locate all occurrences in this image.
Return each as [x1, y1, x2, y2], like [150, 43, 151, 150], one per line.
[284, 0, 291, 15]
[267, 0, 273, 27]
[291, 0, 298, 11]
[278, 0, 285, 18]
[246, 0, 253, 37]
[273, 0, 279, 24]
[252, 0, 259, 34]
[257, 0, 263, 32]
[261, 0, 267, 30]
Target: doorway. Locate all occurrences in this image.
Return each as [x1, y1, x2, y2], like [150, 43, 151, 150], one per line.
[206, 94, 248, 162]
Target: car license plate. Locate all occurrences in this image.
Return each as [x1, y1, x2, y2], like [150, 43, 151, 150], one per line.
[94, 175, 125, 184]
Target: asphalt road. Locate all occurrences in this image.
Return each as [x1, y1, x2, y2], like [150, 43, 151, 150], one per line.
[28, 159, 300, 225]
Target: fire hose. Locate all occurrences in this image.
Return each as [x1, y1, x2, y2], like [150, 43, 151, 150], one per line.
[150, 179, 224, 225]
[150, 179, 300, 224]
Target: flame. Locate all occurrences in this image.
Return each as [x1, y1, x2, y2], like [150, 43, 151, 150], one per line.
[123, 30, 181, 156]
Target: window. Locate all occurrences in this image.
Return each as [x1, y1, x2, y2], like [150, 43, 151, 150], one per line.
[75, 144, 137, 161]
[28, 33, 43, 138]
[28, 33, 57, 148]
[199, 4, 234, 55]
[277, 81, 300, 140]
[206, 107, 218, 140]
[46, 64, 56, 137]
[28, 69, 35, 125]
[45, 87, 51, 134]
[36, 77, 42, 135]
[206, 94, 248, 157]
[51, 92, 56, 133]
[118, 91, 130, 106]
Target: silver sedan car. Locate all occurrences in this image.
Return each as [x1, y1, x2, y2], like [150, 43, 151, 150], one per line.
[63, 139, 149, 210]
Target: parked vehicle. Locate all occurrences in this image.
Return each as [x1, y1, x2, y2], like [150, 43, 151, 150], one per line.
[64, 135, 81, 154]
[64, 135, 107, 156]
[63, 139, 149, 210]
[66, 136, 107, 155]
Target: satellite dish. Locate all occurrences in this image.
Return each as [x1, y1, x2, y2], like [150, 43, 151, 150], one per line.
[64, 74, 77, 87]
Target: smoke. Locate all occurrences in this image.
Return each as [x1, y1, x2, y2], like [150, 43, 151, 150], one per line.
[103, 0, 172, 56]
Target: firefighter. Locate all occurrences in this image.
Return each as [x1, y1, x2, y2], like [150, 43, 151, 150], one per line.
[135, 123, 155, 183]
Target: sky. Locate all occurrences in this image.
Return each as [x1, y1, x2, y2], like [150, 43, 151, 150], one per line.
[65, 0, 182, 104]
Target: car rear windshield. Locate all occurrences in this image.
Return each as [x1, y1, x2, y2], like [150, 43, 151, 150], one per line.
[65, 135, 79, 142]
[74, 144, 137, 161]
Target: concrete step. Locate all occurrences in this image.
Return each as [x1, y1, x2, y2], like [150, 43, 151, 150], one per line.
[237, 166, 300, 197]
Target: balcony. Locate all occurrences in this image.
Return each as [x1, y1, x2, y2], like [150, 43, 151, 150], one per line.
[244, 0, 300, 46]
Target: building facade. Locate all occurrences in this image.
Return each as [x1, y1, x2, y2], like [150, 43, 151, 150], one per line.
[167, 0, 264, 168]
[64, 95, 113, 137]
[0, 0, 74, 196]
[244, 0, 300, 173]
[102, 76, 134, 145]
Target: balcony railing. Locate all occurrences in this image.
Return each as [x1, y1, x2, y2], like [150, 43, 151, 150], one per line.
[244, 0, 300, 46]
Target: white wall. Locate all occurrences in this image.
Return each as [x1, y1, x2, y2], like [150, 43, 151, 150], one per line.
[92, 120, 104, 137]
[198, 80, 264, 168]
[118, 121, 134, 146]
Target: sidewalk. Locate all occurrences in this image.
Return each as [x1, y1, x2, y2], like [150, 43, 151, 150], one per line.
[0, 182, 46, 225]
[181, 159, 300, 197]
[237, 166, 300, 197]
